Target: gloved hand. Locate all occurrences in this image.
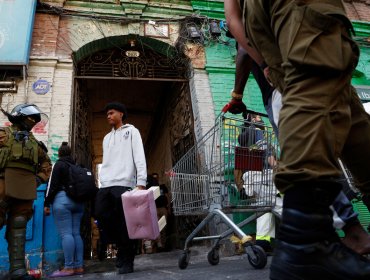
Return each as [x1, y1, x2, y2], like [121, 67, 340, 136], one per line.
[222, 98, 247, 114]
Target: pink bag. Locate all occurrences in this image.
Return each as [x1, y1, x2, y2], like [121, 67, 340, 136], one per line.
[121, 187, 166, 240]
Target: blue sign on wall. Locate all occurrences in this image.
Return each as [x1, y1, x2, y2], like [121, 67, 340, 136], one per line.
[32, 79, 50, 95]
[0, 0, 37, 66]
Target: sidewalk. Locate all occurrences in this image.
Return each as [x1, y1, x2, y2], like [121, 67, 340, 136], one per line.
[43, 246, 271, 280]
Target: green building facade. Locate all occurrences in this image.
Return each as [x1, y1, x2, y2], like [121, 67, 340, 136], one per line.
[205, 27, 370, 121]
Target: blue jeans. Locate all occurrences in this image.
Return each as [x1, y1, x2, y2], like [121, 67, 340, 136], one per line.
[265, 95, 279, 137]
[52, 191, 84, 269]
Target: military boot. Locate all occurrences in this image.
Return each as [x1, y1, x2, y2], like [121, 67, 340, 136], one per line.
[6, 215, 34, 280]
[270, 208, 370, 280]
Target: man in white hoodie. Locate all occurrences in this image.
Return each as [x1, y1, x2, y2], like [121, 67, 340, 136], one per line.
[95, 102, 147, 274]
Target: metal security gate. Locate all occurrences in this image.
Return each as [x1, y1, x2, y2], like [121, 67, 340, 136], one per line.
[75, 47, 190, 82]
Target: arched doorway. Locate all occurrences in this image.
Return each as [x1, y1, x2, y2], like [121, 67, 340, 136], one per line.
[71, 35, 196, 257]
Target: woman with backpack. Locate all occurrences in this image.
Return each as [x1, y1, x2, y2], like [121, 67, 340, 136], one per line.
[44, 142, 85, 277]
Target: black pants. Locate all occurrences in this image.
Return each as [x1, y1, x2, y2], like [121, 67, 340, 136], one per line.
[95, 186, 135, 263]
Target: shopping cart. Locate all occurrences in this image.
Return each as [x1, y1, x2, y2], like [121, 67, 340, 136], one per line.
[337, 160, 370, 234]
[170, 112, 279, 270]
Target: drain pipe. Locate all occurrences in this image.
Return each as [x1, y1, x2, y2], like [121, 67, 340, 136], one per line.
[0, 80, 17, 93]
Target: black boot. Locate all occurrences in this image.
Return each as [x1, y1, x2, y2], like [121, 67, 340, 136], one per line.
[118, 253, 134, 274]
[117, 243, 135, 274]
[270, 208, 370, 280]
[118, 262, 134, 274]
[6, 216, 33, 280]
[9, 273, 36, 280]
[115, 248, 124, 268]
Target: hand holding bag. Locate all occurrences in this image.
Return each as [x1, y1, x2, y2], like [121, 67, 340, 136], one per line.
[121, 187, 166, 240]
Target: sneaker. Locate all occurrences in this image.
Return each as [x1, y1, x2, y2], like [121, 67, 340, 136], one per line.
[270, 240, 370, 280]
[49, 269, 74, 278]
[118, 263, 134, 274]
[74, 267, 84, 275]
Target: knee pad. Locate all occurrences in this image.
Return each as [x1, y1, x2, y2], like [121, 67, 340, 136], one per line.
[9, 215, 27, 229]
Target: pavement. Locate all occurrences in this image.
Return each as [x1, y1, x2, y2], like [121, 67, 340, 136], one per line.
[42, 246, 271, 280]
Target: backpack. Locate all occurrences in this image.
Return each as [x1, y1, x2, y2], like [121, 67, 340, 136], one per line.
[64, 162, 97, 202]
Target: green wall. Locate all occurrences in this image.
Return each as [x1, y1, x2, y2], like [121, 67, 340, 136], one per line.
[205, 41, 267, 118]
[353, 47, 370, 86]
[205, 21, 370, 120]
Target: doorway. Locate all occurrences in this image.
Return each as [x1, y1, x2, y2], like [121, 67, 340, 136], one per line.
[71, 36, 195, 257]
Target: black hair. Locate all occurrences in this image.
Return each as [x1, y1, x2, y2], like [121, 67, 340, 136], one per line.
[58, 142, 72, 158]
[104, 102, 128, 121]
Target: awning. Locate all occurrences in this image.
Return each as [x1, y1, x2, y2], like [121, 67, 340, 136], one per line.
[0, 0, 37, 76]
[355, 86, 370, 102]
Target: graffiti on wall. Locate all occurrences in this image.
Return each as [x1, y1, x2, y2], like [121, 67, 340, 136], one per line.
[2, 120, 48, 135]
[32, 120, 48, 134]
[48, 134, 63, 163]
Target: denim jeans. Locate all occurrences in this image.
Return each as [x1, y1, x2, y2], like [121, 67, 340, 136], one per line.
[265, 90, 281, 137]
[52, 191, 84, 269]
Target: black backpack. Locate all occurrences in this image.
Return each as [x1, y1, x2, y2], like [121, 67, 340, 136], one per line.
[64, 162, 97, 202]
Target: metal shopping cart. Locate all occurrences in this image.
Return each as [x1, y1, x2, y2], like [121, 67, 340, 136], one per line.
[337, 160, 370, 234]
[170, 112, 279, 270]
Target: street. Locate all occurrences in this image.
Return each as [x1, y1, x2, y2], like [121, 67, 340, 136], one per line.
[43, 247, 271, 280]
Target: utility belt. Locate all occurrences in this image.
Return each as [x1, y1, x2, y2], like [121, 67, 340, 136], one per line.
[5, 162, 36, 173]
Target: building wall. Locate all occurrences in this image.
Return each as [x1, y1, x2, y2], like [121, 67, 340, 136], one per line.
[1, 0, 369, 160]
[0, 58, 73, 161]
[0, 2, 196, 161]
[344, 0, 370, 22]
[204, 41, 270, 121]
[199, 1, 370, 123]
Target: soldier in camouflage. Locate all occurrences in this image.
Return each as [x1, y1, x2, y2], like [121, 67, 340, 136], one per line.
[241, 1, 370, 279]
[0, 103, 51, 280]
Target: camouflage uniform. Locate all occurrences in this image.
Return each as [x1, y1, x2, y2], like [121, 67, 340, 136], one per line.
[244, 0, 370, 195]
[0, 125, 51, 279]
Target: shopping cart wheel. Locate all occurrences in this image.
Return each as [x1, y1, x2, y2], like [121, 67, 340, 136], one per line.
[247, 245, 267, 269]
[207, 248, 220, 266]
[178, 250, 190, 269]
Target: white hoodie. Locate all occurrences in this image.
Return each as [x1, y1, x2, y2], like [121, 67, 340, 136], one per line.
[99, 124, 147, 188]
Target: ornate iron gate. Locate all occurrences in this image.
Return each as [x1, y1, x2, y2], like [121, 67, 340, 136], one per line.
[76, 47, 189, 81]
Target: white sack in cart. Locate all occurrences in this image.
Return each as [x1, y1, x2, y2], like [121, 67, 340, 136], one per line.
[243, 170, 283, 239]
[257, 196, 283, 239]
[242, 169, 276, 197]
[121, 187, 166, 240]
[242, 169, 282, 214]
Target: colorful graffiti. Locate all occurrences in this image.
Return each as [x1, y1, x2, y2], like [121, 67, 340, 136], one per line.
[32, 120, 48, 134]
[2, 120, 48, 135]
[48, 134, 64, 163]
